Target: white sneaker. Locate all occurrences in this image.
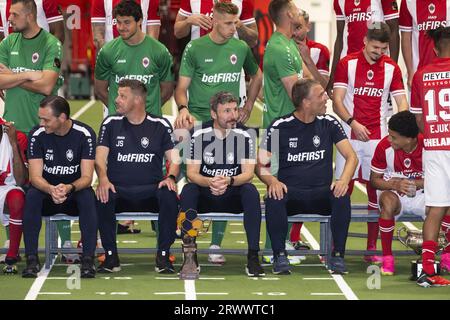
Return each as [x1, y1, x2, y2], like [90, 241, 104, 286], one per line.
[0, 240, 10, 264]
[285, 241, 306, 264]
[208, 245, 226, 264]
[61, 240, 80, 264]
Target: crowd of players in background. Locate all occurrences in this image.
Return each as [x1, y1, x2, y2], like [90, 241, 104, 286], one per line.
[1, 0, 450, 288]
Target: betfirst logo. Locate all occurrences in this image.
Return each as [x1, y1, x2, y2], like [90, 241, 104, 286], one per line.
[417, 20, 448, 31]
[353, 87, 384, 97]
[346, 11, 372, 22]
[115, 74, 154, 84]
[201, 73, 241, 84]
[117, 152, 155, 163]
[12, 67, 38, 73]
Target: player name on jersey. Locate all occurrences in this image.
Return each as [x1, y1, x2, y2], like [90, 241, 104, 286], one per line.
[423, 71, 450, 81]
[423, 137, 450, 148]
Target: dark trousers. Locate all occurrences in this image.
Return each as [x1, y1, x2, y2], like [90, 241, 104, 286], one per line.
[23, 186, 98, 257]
[96, 185, 178, 255]
[265, 186, 351, 255]
[180, 183, 261, 251]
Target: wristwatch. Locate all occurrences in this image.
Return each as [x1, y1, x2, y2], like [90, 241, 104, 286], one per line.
[168, 174, 177, 182]
[178, 104, 188, 112]
[229, 176, 235, 186]
[346, 117, 354, 126]
[67, 183, 76, 196]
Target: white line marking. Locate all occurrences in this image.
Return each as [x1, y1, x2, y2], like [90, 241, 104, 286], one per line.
[121, 240, 138, 244]
[70, 230, 80, 234]
[38, 292, 71, 295]
[236, 241, 246, 244]
[402, 222, 419, 231]
[301, 226, 359, 300]
[110, 292, 129, 295]
[196, 293, 229, 295]
[230, 223, 243, 226]
[310, 293, 345, 296]
[184, 280, 196, 300]
[230, 231, 245, 234]
[24, 256, 56, 300]
[154, 292, 186, 295]
[72, 100, 96, 119]
[303, 278, 334, 280]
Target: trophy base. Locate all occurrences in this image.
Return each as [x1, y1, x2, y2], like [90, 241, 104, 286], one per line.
[410, 260, 441, 281]
[179, 236, 200, 280]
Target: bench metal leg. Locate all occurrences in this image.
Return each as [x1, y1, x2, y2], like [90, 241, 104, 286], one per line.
[44, 218, 51, 269]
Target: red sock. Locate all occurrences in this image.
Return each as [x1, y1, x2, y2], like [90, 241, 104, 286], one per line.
[367, 183, 379, 250]
[379, 218, 395, 256]
[290, 223, 303, 242]
[5, 189, 24, 259]
[441, 216, 450, 254]
[422, 240, 437, 275]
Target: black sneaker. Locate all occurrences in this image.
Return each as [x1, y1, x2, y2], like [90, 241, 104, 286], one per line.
[155, 251, 175, 274]
[246, 253, 265, 277]
[80, 256, 96, 278]
[3, 256, 18, 275]
[416, 271, 450, 287]
[97, 252, 121, 273]
[22, 255, 41, 278]
[272, 252, 292, 275]
[329, 256, 348, 275]
[293, 241, 311, 250]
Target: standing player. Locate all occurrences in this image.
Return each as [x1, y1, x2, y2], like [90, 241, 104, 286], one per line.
[0, 0, 64, 42]
[0, 118, 27, 274]
[399, 0, 450, 89]
[328, 0, 399, 95]
[410, 26, 450, 287]
[174, 1, 262, 264]
[95, 80, 179, 274]
[91, 0, 161, 51]
[257, 79, 357, 274]
[333, 22, 408, 263]
[22, 96, 98, 278]
[94, 0, 174, 117]
[370, 111, 425, 275]
[179, 91, 264, 277]
[292, 8, 330, 90]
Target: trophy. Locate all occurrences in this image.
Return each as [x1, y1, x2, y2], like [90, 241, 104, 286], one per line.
[397, 227, 448, 280]
[177, 209, 204, 280]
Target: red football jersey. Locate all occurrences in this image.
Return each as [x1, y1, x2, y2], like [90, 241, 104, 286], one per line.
[0, 0, 63, 37]
[334, 0, 399, 57]
[399, 0, 450, 72]
[178, 0, 255, 39]
[306, 38, 331, 76]
[0, 131, 27, 186]
[334, 49, 405, 140]
[371, 134, 424, 180]
[410, 57, 450, 151]
[90, 0, 161, 42]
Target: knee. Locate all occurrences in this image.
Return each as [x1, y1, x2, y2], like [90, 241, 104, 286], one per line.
[379, 191, 400, 219]
[265, 196, 285, 212]
[157, 187, 178, 203]
[180, 183, 199, 198]
[240, 183, 258, 197]
[5, 189, 25, 213]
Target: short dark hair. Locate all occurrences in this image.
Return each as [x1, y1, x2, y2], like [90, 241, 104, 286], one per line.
[299, 8, 309, 23]
[118, 79, 147, 97]
[213, 1, 239, 15]
[388, 111, 419, 138]
[428, 26, 450, 53]
[292, 79, 320, 108]
[366, 21, 391, 43]
[210, 91, 239, 112]
[268, 0, 292, 25]
[11, 0, 37, 16]
[113, 0, 142, 22]
[40, 96, 70, 119]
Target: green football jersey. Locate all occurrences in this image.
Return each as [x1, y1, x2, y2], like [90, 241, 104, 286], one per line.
[179, 35, 259, 121]
[95, 35, 174, 116]
[263, 32, 303, 128]
[0, 29, 62, 134]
